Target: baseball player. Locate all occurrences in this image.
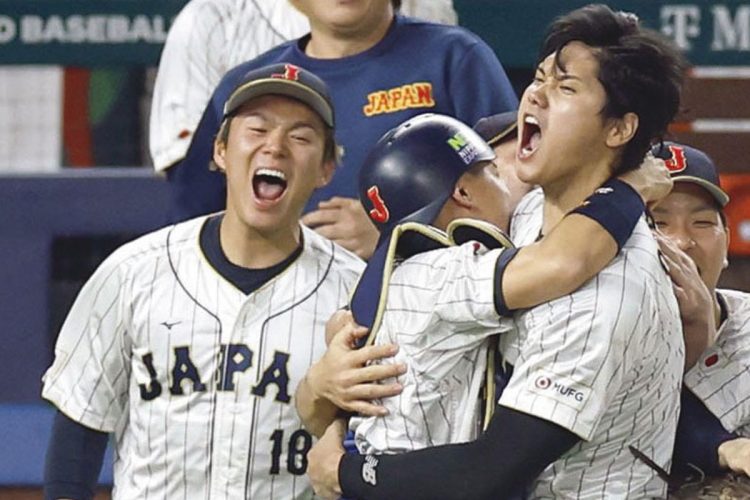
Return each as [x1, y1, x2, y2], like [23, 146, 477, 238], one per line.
[43, 63, 363, 500]
[353, 113, 671, 457]
[307, 6, 687, 499]
[649, 143, 750, 481]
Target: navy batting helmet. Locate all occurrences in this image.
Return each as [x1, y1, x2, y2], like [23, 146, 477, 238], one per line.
[359, 113, 495, 235]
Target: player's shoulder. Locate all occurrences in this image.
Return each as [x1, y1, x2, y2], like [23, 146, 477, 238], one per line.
[718, 288, 750, 319]
[167, 0, 238, 36]
[101, 216, 206, 276]
[510, 187, 543, 245]
[300, 225, 365, 277]
[395, 15, 487, 48]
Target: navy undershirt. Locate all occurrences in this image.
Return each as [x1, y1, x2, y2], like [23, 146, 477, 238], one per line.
[199, 214, 303, 294]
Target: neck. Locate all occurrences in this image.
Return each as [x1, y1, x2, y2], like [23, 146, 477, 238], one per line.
[305, 12, 393, 58]
[541, 161, 612, 235]
[713, 293, 723, 329]
[219, 212, 301, 269]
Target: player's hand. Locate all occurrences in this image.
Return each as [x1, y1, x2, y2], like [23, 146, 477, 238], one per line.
[325, 309, 351, 346]
[308, 419, 347, 499]
[719, 438, 750, 477]
[618, 153, 672, 208]
[655, 232, 716, 369]
[307, 311, 406, 416]
[302, 196, 379, 260]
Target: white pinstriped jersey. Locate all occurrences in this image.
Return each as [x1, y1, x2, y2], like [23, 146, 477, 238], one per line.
[149, 0, 309, 171]
[499, 188, 684, 499]
[42, 216, 363, 500]
[684, 289, 750, 437]
[353, 240, 513, 454]
[148, 0, 458, 172]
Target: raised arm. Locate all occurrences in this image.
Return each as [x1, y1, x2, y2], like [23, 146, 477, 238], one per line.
[502, 155, 672, 311]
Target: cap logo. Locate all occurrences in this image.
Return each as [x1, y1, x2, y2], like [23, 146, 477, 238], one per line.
[271, 64, 300, 81]
[664, 145, 687, 174]
[366, 186, 390, 224]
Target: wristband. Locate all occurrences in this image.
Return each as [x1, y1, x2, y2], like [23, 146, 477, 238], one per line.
[570, 178, 645, 251]
[493, 247, 520, 316]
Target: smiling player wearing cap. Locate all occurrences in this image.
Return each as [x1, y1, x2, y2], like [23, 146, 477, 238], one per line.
[649, 143, 750, 486]
[42, 63, 363, 500]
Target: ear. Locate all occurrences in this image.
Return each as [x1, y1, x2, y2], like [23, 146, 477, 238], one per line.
[213, 138, 227, 172]
[450, 181, 474, 210]
[316, 159, 336, 188]
[723, 226, 731, 269]
[606, 112, 639, 148]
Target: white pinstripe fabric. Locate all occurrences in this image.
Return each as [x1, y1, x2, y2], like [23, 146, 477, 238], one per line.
[500, 189, 685, 499]
[353, 241, 513, 454]
[684, 289, 750, 436]
[42, 218, 363, 499]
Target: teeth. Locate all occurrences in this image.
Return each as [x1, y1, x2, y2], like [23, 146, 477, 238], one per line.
[256, 168, 286, 180]
[524, 115, 539, 126]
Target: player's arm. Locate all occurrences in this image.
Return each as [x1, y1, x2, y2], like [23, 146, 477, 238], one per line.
[673, 388, 738, 476]
[500, 157, 672, 311]
[295, 311, 406, 437]
[309, 404, 579, 499]
[44, 411, 109, 500]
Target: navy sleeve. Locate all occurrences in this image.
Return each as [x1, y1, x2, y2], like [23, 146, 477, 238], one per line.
[672, 388, 736, 477]
[339, 405, 579, 500]
[44, 410, 109, 500]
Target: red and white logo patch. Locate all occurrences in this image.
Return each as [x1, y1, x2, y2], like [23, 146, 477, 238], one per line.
[271, 64, 300, 81]
[366, 185, 390, 224]
[664, 145, 687, 174]
[704, 353, 719, 367]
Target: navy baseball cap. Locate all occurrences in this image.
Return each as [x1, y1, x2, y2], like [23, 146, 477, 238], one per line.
[223, 63, 335, 127]
[472, 111, 518, 147]
[651, 142, 729, 207]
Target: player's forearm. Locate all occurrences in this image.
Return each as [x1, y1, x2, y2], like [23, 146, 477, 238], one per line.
[503, 214, 617, 309]
[682, 318, 715, 371]
[338, 405, 579, 499]
[501, 178, 643, 311]
[44, 411, 109, 500]
[295, 374, 339, 437]
[673, 389, 736, 475]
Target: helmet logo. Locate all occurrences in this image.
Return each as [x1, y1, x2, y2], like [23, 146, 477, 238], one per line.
[446, 131, 478, 165]
[366, 186, 390, 224]
[272, 64, 300, 81]
[664, 145, 687, 173]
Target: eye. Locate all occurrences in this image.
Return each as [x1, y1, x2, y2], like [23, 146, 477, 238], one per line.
[694, 220, 716, 228]
[560, 85, 576, 94]
[653, 220, 667, 229]
[290, 133, 313, 144]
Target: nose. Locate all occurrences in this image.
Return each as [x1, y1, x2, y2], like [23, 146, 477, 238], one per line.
[262, 128, 286, 156]
[665, 225, 696, 252]
[526, 81, 548, 108]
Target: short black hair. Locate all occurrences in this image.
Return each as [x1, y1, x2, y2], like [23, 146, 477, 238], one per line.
[391, 0, 402, 10]
[540, 4, 687, 175]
